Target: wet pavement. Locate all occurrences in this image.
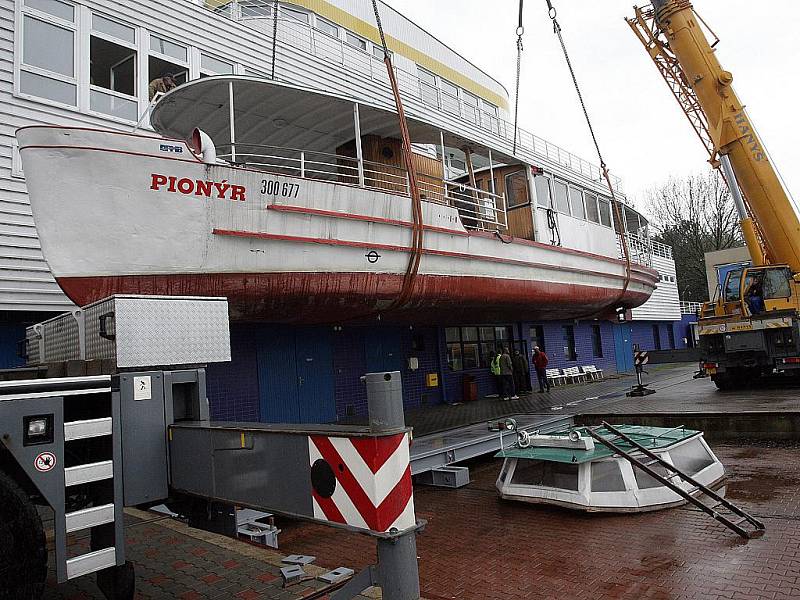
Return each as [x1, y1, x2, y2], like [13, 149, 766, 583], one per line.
[280, 443, 800, 600]
[44, 363, 800, 599]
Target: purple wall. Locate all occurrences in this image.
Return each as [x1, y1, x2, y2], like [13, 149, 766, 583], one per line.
[206, 324, 261, 421]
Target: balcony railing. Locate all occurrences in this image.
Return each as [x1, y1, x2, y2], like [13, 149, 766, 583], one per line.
[215, 142, 508, 232]
[202, 1, 624, 194]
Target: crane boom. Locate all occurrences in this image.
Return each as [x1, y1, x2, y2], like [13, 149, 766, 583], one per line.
[629, 0, 800, 272]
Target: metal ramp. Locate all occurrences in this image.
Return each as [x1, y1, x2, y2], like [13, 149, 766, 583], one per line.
[587, 422, 765, 539]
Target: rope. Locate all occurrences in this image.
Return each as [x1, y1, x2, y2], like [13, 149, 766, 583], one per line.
[512, 0, 524, 155]
[371, 0, 424, 312]
[270, 0, 279, 79]
[545, 0, 632, 303]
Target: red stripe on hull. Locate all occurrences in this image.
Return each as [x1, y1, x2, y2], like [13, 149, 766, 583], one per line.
[56, 272, 652, 324]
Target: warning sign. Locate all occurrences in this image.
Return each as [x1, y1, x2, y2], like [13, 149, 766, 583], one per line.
[34, 451, 56, 473]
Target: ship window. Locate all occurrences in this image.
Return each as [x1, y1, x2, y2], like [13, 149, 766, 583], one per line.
[504, 171, 529, 208]
[633, 457, 671, 489]
[345, 31, 367, 51]
[592, 324, 603, 358]
[599, 198, 612, 227]
[510, 459, 579, 491]
[315, 16, 338, 37]
[150, 35, 187, 62]
[563, 325, 576, 361]
[585, 193, 600, 223]
[25, 0, 73, 21]
[534, 175, 552, 208]
[440, 79, 459, 115]
[569, 187, 586, 220]
[553, 181, 569, 214]
[590, 460, 625, 492]
[201, 54, 234, 75]
[668, 440, 715, 475]
[530, 325, 545, 353]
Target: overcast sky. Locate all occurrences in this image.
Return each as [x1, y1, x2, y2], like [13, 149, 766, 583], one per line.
[383, 0, 800, 214]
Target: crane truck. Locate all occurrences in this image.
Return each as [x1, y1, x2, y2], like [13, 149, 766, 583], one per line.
[628, 0, 800, 390]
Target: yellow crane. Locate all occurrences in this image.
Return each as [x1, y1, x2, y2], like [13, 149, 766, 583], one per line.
[628, 0, 800, 389]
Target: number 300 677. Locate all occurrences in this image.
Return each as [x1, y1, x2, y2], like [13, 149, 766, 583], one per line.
[261, 179, 299, 197]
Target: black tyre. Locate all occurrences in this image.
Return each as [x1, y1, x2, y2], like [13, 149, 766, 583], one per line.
[712, 373, 734, 391]
[0, 470, 47, 600]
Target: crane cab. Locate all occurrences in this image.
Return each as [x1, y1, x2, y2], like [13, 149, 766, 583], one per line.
[719, 265, 795, 317]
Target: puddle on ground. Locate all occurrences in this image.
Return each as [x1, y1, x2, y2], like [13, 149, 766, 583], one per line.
[727, 471, 800, 502]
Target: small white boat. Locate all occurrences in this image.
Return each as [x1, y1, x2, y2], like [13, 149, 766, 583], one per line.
[496, 425, 724, 513]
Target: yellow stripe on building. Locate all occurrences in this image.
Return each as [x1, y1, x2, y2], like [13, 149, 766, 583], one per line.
[205, 0, 509, 110]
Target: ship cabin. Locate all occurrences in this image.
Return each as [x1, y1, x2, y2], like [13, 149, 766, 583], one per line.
[151, 74, 653, 264]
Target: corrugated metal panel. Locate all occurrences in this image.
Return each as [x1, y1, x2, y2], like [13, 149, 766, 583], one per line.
[631, 255, 681, 321]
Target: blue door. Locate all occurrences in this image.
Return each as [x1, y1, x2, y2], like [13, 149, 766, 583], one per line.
[257, 327, 336, 424]
[613, 324, 634, 373]
[295, 328, 336, 423]
[364, 327, 403, 373]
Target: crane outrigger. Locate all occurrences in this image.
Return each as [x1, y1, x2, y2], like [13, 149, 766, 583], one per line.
[629, 0, 800, 389]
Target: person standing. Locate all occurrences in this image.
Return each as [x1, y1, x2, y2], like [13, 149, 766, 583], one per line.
[512, 349, 531, 393]
[488, 349, 502, 398]
[500, 347, 518, 400]
[533, 346, 551, 393]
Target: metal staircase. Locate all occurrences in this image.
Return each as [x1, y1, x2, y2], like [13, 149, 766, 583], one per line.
[587, 422, 765, 539]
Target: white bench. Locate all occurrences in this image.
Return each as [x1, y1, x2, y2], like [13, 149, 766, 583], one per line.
[581, 365, 604, 381]
[562, 366, 586, 384]
[546, 368, 566, 387]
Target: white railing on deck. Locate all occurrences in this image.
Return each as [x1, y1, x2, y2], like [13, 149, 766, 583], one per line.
[202, 2, 623, 193]
[216, 142, 507, 232]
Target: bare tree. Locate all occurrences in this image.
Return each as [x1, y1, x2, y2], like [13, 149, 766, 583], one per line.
[645, 170, 743, 301]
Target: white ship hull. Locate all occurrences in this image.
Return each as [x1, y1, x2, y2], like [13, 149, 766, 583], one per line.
[18, 126, 658, 323]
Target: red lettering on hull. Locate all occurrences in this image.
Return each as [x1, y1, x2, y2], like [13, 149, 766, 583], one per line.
[149, 173, 246, 201]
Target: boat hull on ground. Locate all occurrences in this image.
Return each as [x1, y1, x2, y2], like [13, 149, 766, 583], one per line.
[18, 126, 658, 324]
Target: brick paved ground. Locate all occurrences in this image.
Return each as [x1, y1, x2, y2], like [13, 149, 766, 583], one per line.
[43, 508, 375, 599]
[278, 443, 800, 600]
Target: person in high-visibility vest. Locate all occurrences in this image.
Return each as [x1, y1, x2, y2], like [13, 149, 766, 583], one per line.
[487, 349, 502, 398]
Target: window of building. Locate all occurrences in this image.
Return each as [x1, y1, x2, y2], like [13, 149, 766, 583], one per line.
[281, 5, 310, 23]
[553, 181, 569, 214]
[19, 0, 77, 106]
[530, 325, 545, 352]
[314, 16, 338, 37]
[239, 0, 272, 19]
[418, 67, 438, 108]
[568, 187, 586, 220]
[463, 91, 479, 124]
[652, 324, 662, 350]
[598, 198, 612, 227]
[89, 14, 138, 121]
[585, 193, 600, 223]
[592, 324, 603, 358]
[563, 325, 576, 361]
[440, 79, 459, 115]
[201, 53, 234, 76]
[504, 171, 529, 208]
[534, 175, 552, 208]
[371, 44, 391, 60]
[446, 325, 513, 371]
[345, 31, 367, 51]
[149, 35, 188, 96]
